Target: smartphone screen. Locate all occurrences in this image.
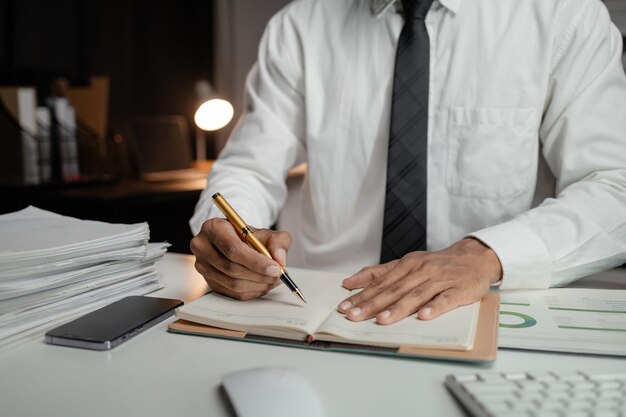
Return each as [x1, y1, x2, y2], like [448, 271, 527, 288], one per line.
[45, 296, 183, 350]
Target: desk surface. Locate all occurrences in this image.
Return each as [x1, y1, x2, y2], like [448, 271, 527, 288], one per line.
[1, 254, 625, 417]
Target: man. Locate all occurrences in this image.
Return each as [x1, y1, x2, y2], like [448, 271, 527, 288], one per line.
[190, 0, 626, 325]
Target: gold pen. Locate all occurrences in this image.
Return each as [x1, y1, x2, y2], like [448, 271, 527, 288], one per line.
[211, 193, 307, 303]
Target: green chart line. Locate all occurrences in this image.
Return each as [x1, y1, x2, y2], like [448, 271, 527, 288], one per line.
[548, 307, 626, 314]
[558, 325, 626, 333]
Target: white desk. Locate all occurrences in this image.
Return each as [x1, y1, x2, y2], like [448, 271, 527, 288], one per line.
[1, 254, 625, 417]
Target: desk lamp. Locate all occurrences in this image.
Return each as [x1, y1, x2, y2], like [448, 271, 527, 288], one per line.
[194, 80, 234, 160]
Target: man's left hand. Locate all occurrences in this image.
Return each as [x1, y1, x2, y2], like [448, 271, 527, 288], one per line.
[337, 238, 502, 325]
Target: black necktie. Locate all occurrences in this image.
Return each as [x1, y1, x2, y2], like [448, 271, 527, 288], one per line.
[380, 0, 433, 263]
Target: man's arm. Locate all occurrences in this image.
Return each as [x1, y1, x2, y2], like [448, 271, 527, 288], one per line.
[470, 0, 626, 290]
[339, 0, 626, 324]
[191, 10, 305, 233]
[190, 8, 306, 299]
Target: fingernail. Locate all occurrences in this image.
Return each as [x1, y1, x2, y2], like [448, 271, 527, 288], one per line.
[349, 307, 362, 317]
[420, 307, 432, 318]
[339, 301, 352, 311]
[266, 264, 281, 276]
[276, 248, 287, 265]
[378, 310, 391, 320]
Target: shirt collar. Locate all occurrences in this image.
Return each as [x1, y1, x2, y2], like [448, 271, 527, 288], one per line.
[370, 0, 462, 18]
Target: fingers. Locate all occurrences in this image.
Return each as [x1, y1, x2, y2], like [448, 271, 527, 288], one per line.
[417, 277, 488, 321]
[344, 273, 446, 324]
[209, 220, 282, 278]
[208, 276, 270, 301]
[337, 241, 494, 325]
[195, 258, 276, 292]
[341, 261, 398, 290]
[337, 259, 418, 315]
[416, 289, 463, 321]
[255, 228, 292, 266]
[192, 236, 276, 287]
[375, 281, 451, 324]
[192, 219, 280, 281]
[190, 218, 288, 301]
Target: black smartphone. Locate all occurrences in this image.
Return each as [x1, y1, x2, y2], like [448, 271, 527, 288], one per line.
[45, 296, 183, 350]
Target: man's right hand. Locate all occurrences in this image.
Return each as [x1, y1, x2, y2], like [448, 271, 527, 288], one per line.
[190, 218, 292, 301]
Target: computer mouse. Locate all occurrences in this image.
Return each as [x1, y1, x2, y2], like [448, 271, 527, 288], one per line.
[221, 367, 326, 417]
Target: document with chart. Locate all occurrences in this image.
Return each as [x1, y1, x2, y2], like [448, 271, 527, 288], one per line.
[498, 288, 626, 356]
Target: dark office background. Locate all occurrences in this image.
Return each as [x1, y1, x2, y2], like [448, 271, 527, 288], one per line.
[0, 0, 291, 253]
[0, 0, 213, 145]
[0, 0, 215, 253]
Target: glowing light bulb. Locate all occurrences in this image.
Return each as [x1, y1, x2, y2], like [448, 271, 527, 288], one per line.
[194, 99, 234, 131]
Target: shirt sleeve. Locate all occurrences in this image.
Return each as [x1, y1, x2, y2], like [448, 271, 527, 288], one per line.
[189, 8, 306, 235]
[470, 0, 626, 290]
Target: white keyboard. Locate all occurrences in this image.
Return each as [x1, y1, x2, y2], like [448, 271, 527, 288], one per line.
[445, 371, 626, 417]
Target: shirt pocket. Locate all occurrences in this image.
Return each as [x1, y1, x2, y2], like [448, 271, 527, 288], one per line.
[446, 107, 538, 200]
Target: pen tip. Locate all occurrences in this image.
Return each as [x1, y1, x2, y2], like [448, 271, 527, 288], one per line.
[282, 271, 306, 303]
[296, 289, 307, 304]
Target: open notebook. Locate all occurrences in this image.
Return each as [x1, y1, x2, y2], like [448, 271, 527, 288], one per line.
[170, 268, 499, 362]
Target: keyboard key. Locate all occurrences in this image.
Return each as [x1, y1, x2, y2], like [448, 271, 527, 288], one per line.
[477, 372, 507, 384]
[528, 373, 558, 383]
[479, 400, 510, 412]
[477, 372, 501, 380]
[565, 399, 593, 410]
[504, 372, 528, 380]
[598, 390, 624, 399]
[465, 382, 518, 394]
[596, 381, 622, 390]
[537, 400, 567, 411]
[546, 382, 570, 391]
[594, 399, 622, 409]
[557, 373, 586, 382]
[518, 392, 545, 402]
[509, 402, 538, 413]
[545, 391, 571, 401]
[498, 412, 532, 417]
[475, 392, 517, 403]
[591, 411, 620, 417]
[565, 412, 591, 417]
[571, 390, 597, 400]
[585, 373, 626, 381]
[453, 374, 478, 382]
[534, 411, 562, 417]
[516, 381, 545, 391]
[569, 382, 596, 391]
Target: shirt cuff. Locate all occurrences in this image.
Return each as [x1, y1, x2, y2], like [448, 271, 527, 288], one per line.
[468, 219, 553, 290]
[189, 202, 224, 236]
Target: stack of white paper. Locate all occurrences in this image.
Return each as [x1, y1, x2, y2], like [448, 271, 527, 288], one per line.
[0, 207, 169, 350]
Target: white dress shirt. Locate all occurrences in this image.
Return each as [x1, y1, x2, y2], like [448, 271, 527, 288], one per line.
[191, 0, 626, 290]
